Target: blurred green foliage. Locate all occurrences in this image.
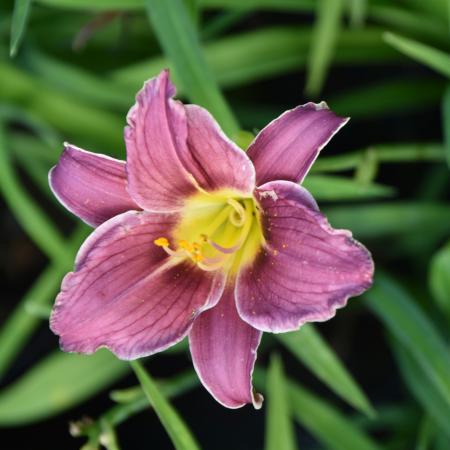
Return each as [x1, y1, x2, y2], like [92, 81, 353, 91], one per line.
[0, 0, 449, 449]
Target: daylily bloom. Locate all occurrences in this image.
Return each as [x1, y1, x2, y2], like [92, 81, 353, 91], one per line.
[50, 69, 373, 409]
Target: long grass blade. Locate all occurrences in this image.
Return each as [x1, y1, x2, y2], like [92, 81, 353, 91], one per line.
[305, 0, 344, 96]
[10, 0, 32, 57]
[0, 121, 71, 264]
[265, 355, 297, 450]
[130, 360, 201, 450]
[0, 225, 88, 380]
[366, 272, 450, 413]
[442, 85, 450, 167]
[288, 380, 381, 450]
[277, 325, 375, 417]
[383, 32, 450, 79]
[391, 340, 450, 439]
[0, 350, 129, 425]
[145, 0, 238, 136]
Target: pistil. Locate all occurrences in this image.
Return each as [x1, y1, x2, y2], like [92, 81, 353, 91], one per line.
[154, 195, 263, 273]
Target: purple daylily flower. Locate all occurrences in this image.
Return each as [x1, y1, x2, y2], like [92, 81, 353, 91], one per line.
[49, 70, 373, 409]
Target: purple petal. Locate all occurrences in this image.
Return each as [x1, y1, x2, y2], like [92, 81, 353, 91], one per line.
[184, 105, 255, 194]
[247, 102, 349, 186]
[125, 70, 254, 213]
[189, 287, 263, 409]
[236, 181, 373, 332]
[51, 210, 225, 359]
[49, 144, 139, 227]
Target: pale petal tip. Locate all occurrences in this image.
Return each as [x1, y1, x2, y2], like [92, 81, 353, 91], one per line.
[252, 390, 264, 409]
[313, 101, 329, 110]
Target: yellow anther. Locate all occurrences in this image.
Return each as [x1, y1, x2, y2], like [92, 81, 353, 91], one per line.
[154, 237, 169, 247]
[192, 242, 202, 251]
[193, 253, 204, 262]
[178, 240, 194, 252]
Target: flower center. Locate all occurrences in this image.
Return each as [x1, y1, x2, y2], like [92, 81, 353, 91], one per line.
[154, 190, 264, 275]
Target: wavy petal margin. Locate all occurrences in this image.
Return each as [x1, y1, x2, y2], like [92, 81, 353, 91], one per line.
[247, 102, 348, 186]
[236, 181, 373, 333]
[125, 70, 255, 212]
[51, 211, 225, 359]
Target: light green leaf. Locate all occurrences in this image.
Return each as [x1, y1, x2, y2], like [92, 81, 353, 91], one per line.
[277, 325, 375, 417]
[303, 174, 394, 201]
[0, 350, 129, 425]
[348, 0, 367, 28]
[305, 0, 344, 96]
[130, 361, 201, 450]
[0, 225, 87, 380]
[415, 416, 435, 450]
[145, 0, 238, 136]
[366, 272, 450, 414]
[383, 32, 450, 79]
[265, 355, 297, 450]
[443, 85, 450, 167]
[391, 340, 450, 439]
[0, 121, 71, 264]
[325, 202, 450, 239]
[10, 0, 32, 57]
[330, 79, 444, 118]
[84, 371, 199, 449]
[35, 0, 315, 11]
[312, 143, 445, 172]
[25, 50, 132, 110]
[368, 5, 449, 44]
[400, 0, 449, 21]
[288, 380, 381, 450]
[0, 62, 124, 153]
[429, 240, 450, 319]
[111, 27, 398, 96]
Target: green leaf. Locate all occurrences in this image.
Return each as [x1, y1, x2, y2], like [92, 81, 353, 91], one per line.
[25, 50, 132, 110]
[312, 143, 445, 172]
[303, 174, 394, 201]
[83, 371, 199, 449]
[429, 240, 450, 319]
[111, 27, 398, 96]
[265, 355, 297, 450]
[288, 380, 381, 450]
[415, 416, 435, 450]
[383, 32, 450, 79]
[391, 340, 450, 439]
[365, 272, 450, 414]
[130, 360, 201, 450]
[305, 0, 344, 96]
[0, 62, 124, 153]
[325, 202, 450, 239]
[277, 325, 375, 417]
[35, 0, 143, 9]
[35, 0, 315, 11]
[0, 121, 72, 264]
[10, 0, 32, 57]
[399, 0, 449, 21]
[0, 350, 129, 425]
[330, 79, 444, 119]
[145, 0, 238, 136]
[0, 226, 87, 380]
[442, 85, 450, 168]
[368, 5, 449, 44]
[348, 0, 367, 28]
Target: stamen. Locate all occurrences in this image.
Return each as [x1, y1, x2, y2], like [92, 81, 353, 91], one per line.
[154, 237, 185, 257]
[154, 237, 169, 247]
